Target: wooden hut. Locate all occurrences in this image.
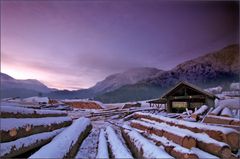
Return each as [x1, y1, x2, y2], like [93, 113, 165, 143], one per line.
[148, 81, 218, 113]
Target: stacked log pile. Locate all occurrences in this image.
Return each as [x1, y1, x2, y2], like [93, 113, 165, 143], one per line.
[63, 101, 103, 109]
[90, 118, 238, 159]
[0, 106, 73, 158]
[29, 117, 92, 158]
[203, 102, 240, 131]
[129, 112, 239, 158]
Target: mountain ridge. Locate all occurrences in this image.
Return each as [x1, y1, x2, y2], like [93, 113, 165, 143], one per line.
[0, 73, 55, 98]
[94, 44, 239, 103]
[1, 44, 239, 101]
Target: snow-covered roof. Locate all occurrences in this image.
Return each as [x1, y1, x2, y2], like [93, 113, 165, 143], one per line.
[23, 96, 49, 103]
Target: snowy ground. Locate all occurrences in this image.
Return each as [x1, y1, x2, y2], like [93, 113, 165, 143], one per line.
[66, 102, 164, 158]
[1, 93, 239, 158]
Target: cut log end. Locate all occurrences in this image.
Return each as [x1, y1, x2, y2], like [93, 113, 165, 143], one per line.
[220, 146, 232, 159]
[9, 128, 17, 137]
[182, 137, 196, 149]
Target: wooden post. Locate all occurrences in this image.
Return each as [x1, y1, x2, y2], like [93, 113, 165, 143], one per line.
[187, 100, 190, 110]
[167, 100, 171, 113]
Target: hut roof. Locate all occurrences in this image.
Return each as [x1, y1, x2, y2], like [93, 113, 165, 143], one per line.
[161, 81, 219, 99]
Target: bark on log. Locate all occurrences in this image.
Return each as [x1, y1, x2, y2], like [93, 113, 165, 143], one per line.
[1, 117, 72, 142]
[105, 126, 133, 159]
[203, 115, 231, 125]
[130, 120, 196, 149]
[197, 140, 232, 158]
[1, 106, 67, 118]
[29, 117, 92, 158]
[0, 128, 64, 158]
[121, 128, 173, 159]
[144, 133, 198, 159]
[131, 118, 233, 158]
[230, 120, 240, 126]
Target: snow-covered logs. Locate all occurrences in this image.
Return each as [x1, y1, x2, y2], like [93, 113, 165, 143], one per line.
[145, 133, 199, 159]
[130, 118, 232, 158]
[203, 115, 240, 126]
[130, 119, 196, 149]
[0, 117, 72, 142]
[133, 112, 239, 151]
[29, 117, 92, 158]
[191, 105, 208, 120]
[220, 108, 233, 117]
[210, 106, 224, 116]
[122, 129, 173, 159]
[96, 129, 109, 159]
[1, 106, 67, 118]
[105, 126, 133, 158]
[0, 128, 65, 158]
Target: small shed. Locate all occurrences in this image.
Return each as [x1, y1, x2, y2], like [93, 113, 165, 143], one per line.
[150, 81, 218, 113]
[122, 102, 141, 109]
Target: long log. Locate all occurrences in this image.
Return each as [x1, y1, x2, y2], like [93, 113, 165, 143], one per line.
[0, 128, 64, 157]
[133, 112, 239, 151]
[0, 117, 72, 142]
[145, 133, 199, 159]
[121, 128, 173, 159]
[130, 120, 196, 149]
[105, 126, 133, 159]
[1, 106, 67, 118]
[210, 106, 224, 116]
[96, 129, 109, 159]
[29, 117, 92, 158]
[220, 108, 233, 117]
[190, 148, 219, 159]
[203, 115, 240, 126]
[191, 105, 208, 120]
[130, 118, 232, 158]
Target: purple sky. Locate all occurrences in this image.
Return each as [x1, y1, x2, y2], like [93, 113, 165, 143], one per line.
[1, 1, 239, 90]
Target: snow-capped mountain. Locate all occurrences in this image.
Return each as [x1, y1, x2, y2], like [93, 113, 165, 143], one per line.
[90, 67, 162, 93]
[95, 44, 239, 103]
[2, 44, 238, 101]
[141, 44, 239, 86]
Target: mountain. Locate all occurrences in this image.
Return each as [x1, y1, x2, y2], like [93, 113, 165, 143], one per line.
[46, 67, 162, 99]
[0, 73, 54, 98]
[95, 44, 239, 103]
[89, 67, 162, 93]
[3, 44, 238, 101]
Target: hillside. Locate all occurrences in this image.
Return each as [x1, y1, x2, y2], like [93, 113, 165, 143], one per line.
[2, 44, 239, 101]
[0, 73, 54, 98]
[95, 44, 239, 103]
[89, 67, 162, 93]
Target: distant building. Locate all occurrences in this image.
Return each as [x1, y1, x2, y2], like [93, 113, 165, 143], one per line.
[148, 81, 219, 113]
[122, 102, 141, 109]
